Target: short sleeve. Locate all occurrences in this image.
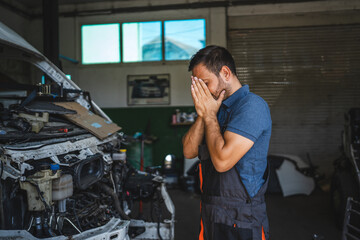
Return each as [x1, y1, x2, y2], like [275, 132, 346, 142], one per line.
[226, 95, 271, 142]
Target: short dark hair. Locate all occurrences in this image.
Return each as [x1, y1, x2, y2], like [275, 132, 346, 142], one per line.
[188, 45, 237, 76]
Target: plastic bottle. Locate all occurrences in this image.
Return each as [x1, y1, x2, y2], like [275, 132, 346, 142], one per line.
[112, 149, 127, 162]
[175, 109, 180, 123]
[52, 174, 73, 201]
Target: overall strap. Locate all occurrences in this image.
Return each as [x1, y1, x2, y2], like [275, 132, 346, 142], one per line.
[221, 108, 253, 203]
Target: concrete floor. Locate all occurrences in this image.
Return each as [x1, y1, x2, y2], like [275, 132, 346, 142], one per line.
[169, 188, 342, 240]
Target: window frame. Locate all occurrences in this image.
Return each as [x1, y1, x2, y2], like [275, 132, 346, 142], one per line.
[79, 18, 207, 66]
[163, 18, 206, 61]
[121, 20, 163, 63]
[81, 23, 122, 65]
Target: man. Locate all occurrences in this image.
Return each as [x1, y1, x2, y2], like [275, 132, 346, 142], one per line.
[182, 45, 272, 240]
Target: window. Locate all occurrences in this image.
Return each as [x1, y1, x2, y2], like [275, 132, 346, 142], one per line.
[164, 19, 206, 61]
[81, 23, 120, 64]
[81, 19, 205, 64]
[122, 21, 162, 62]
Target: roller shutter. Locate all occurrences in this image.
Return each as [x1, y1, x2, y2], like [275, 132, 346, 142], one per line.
[228, 24, 360, 173]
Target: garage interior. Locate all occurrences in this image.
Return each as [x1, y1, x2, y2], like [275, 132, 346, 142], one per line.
[0, 0, 360, 239]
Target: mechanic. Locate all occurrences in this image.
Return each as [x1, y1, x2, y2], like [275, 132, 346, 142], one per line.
[182, 45, 272, 240]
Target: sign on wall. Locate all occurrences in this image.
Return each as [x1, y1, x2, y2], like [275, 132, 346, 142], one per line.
[127, 74, 170, 105]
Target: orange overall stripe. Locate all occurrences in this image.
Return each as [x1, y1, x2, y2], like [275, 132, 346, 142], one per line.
[199, 214, 204, 240]
[199, 163, 204, 240]
[262, 226, 266, 240]
[198, 163, 203, 192]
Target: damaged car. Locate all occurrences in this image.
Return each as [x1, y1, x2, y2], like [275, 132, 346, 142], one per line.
[0, 21, 175, 240]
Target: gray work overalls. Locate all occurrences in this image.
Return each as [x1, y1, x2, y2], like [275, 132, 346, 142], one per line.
[198, 114, 270, 240]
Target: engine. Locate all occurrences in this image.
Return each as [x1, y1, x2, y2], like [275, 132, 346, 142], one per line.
[0, 131, 174, 239]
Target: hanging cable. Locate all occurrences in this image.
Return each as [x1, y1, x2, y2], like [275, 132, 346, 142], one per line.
[26, 180, 51, 212]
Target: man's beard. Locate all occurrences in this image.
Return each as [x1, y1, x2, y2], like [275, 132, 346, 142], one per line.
[212, 76, 227, 100]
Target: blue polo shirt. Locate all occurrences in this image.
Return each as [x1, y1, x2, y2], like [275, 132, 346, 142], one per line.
[217, 85, 272, 198]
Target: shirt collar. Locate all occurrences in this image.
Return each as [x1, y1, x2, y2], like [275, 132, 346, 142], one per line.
[222, 85, 249, 108]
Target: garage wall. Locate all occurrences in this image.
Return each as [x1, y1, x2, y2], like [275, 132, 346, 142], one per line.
[19, 6, 225, 166]
[227, 1, 360, 175]
[103, 106, 195, 167]
[2, 1, 359, 170]
[26, 7, 226, 108]
[0, 4, 29, 39]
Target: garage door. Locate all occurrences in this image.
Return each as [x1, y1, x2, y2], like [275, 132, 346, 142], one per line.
[228, 24, 360, 173]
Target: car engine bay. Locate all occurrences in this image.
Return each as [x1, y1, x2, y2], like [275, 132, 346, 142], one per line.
[0, 21, 174, 240]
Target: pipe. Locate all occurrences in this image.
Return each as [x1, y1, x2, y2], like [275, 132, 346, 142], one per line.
[96, 182, 130, 220]
[64, 217, 81, 234]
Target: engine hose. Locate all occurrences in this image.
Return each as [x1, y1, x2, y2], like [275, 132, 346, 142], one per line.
[72, 200, 83, 232]
[96, 183, 130, 220]
[113, 168, 121, 193]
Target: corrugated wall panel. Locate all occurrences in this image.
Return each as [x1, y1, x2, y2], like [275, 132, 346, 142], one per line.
[228, 24, 360, 174]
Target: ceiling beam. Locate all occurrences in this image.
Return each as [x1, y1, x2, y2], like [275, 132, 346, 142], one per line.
[0, 0, 31, 19]
[2, 0, 328, 19]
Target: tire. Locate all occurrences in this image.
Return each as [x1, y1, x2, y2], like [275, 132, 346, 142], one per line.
[330, 168, 360, 228]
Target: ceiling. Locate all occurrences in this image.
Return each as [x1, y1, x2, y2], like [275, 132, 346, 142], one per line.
[17, 0, 134, 8]
[1, 0, 328, 19]
[9, 0, 325, 9]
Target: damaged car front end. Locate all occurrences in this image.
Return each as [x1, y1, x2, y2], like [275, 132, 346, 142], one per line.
[0, 21, 175, 240]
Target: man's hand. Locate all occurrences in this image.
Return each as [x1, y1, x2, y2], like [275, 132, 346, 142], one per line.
[191, 76, 225, 119]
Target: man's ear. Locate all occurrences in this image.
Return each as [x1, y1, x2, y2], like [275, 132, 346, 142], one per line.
[220, 66, 231, 82]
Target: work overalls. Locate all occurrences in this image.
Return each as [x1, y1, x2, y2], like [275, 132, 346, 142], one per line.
[198, 115, 270, 240]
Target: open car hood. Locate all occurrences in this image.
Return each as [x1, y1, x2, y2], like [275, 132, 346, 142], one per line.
[0, 21, 110, 121]
[0, 21, 44, 59]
